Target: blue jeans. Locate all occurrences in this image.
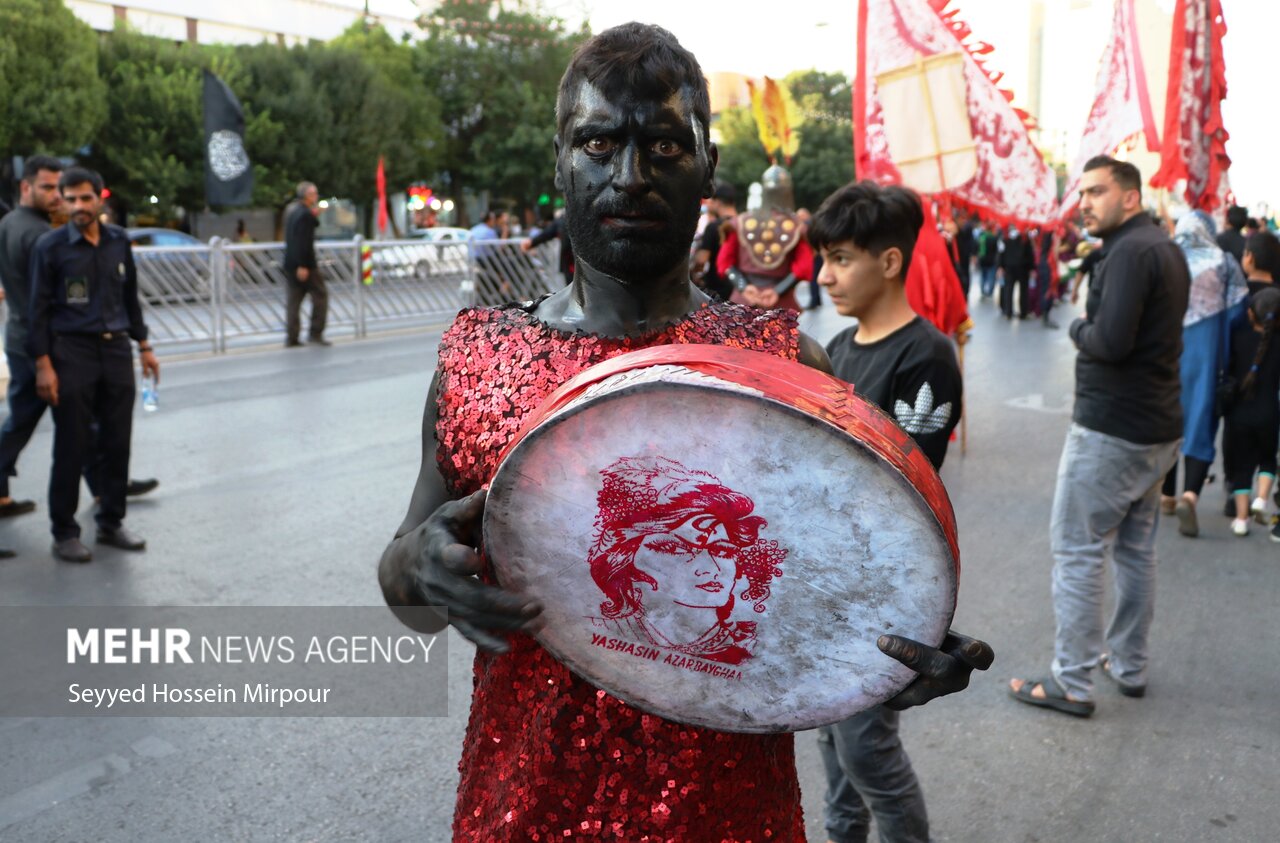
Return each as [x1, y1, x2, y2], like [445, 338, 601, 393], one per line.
[0, 349, 47, 499]
[817, 705, 929, 843]
[979, 265, 997, 297]
[1049, 424, 1180, 699]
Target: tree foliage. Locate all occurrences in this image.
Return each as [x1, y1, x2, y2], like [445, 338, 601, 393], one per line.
[0, 0, 107, 161]
[2, 4, 847, 228]
[714, 70, 854, 212]
[414, 7, 587, 212]
[85, 26, 205, 219]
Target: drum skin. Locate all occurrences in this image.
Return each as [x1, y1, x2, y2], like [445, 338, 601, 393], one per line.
[483, 345, 959, 733]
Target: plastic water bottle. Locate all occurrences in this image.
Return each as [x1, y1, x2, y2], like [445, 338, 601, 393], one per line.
[141, 376, 158, 412]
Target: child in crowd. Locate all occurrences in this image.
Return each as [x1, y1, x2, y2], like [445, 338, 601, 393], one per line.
[1222, 287, 1280, 536]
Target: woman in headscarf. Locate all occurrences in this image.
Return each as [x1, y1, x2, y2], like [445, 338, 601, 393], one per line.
[1161, 210, 1249, 536]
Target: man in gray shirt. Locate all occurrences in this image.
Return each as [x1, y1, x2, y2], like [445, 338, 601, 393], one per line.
[0, 155, 63, 522]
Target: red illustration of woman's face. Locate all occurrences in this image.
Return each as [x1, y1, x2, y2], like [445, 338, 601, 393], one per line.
[632, 515, 738, 610]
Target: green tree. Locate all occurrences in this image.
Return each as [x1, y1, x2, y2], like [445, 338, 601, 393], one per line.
[0, 0, 107, 163]
[713, 70, 854, 212]
[85, 26, 205, 220]
[235, 27, 445, 221]
[414, 4, 587, 219]
[784, 70, 855, 211]
[330, 22, 443, 203]
[711, 106, 770, 206]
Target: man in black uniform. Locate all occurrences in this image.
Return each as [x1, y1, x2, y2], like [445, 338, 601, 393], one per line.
[810, 181, 963, 843]
[0, 157, 159, 533]
[28, 167, 159, 562]
[283, 181, 328, 347]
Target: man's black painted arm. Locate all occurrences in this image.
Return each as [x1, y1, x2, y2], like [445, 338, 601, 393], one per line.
[879, 630, 995, 709]
[797, 332, 833, 374]
[378, 371, 542, 650]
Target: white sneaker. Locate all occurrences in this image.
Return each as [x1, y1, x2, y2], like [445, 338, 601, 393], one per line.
[1252, 497, 1269, 525]
[1232, 518, 1250, 537]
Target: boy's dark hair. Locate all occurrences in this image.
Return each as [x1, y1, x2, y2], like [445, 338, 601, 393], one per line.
[1083, 155, 1141, 192]
[556, 23, 711, 145]
[1246, 230, 1280, 277]
[21, 155, 63, 182]
[58, 166, 104, 196]
[1226, 205, 1248, 230]
[808, 181, 924, 279]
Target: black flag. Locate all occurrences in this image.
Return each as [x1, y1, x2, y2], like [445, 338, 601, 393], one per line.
[202, 70, 253, 206]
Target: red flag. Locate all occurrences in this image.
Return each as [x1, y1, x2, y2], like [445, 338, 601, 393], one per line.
[1058, 0, 1159, 219]
[1149, 0, 1230, 211]
[375, 156, 389, 233]
[906, 203, 971, 338]
[855, 0, 1058, 228]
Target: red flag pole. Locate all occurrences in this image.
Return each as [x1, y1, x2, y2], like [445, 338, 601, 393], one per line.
[853, 0, 869, 177]
[375, 156, 389, 235]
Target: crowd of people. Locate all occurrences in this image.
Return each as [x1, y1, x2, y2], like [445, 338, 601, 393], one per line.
[2, 18, 1272, 843]
[372, 23, 1276, 842]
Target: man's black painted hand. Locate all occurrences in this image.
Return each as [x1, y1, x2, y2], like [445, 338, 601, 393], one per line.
[878, 629, 994, 710]
[411, 489, 543, 654]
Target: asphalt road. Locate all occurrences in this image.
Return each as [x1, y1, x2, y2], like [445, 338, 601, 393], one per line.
[0, 286, 1275, 843]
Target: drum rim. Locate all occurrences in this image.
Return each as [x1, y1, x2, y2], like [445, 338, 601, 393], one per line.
[484, 378, 958, 732]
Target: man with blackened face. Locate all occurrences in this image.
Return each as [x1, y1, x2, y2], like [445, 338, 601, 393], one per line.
[378, 23, 993, 840]
[554, 49, 716, 285]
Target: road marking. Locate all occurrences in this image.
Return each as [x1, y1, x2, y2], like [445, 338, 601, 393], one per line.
[1004, 393, 1072, 416]
[0, 736, 176, 831]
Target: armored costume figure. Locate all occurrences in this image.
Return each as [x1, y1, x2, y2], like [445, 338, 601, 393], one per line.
[717, 165, 814, 312]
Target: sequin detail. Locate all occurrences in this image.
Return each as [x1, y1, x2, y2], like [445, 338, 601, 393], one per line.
[435, 299, 803, 841]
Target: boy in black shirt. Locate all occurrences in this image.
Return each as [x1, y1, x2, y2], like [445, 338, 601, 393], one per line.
[809, 181, 962, 843]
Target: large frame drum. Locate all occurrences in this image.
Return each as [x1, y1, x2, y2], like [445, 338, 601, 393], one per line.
[483, 344, 959, 732]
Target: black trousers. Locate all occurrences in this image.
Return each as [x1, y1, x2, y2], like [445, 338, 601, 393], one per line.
[48, 334, 135, 539]
[1001, 270, 1030, 318]
[1161, 455, 1211, 498]
[1223, 416, 1279, 495]
[0, 349, 45, 498]
[285, 269, 328, 342]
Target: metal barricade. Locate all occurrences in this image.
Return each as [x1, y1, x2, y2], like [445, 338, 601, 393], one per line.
[132, 236, 563, 355]
[468, 239, 561, 306]
[131, 244, 216, 350]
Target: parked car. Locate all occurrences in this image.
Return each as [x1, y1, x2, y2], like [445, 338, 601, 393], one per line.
[127, 227, 209, 305]
[127, 228, 202, 247]
[367, 227, 472, 283]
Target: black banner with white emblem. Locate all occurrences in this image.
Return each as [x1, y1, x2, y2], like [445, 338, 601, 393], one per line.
[202, 70, 253, 206]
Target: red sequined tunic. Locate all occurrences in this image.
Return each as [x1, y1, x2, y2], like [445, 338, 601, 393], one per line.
[435, 299, 804, 842]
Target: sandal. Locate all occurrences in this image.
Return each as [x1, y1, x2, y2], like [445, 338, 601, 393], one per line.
[1008, 676, 1095, 717]
[1174, 498, 1198, 537]
[1099, 655, 1146, 698]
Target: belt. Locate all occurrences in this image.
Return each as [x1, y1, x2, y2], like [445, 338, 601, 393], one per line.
[58, 331, 129, 341]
